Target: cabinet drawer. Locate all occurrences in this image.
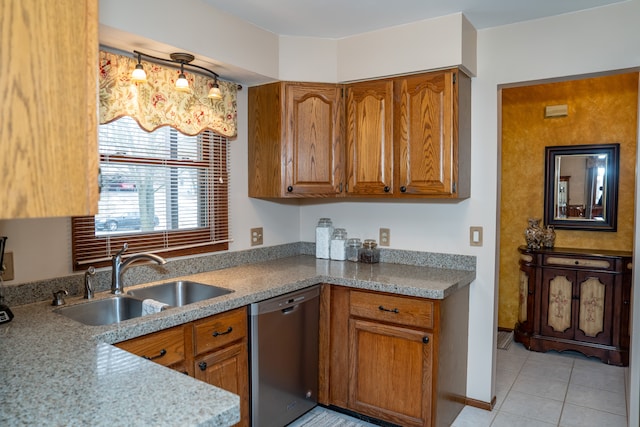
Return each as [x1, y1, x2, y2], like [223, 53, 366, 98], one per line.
[544, 256, 612, 270]
[350, 291, 433, 329]
[193, 307, 247, 357]
[116, 325, 185, 368]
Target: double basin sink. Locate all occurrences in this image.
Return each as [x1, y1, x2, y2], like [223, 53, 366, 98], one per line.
[56, 281, 233, 326]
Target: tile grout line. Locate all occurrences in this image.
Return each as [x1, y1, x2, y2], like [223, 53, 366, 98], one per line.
[556, 359, 575, 427]
[489, 346, 530, 426]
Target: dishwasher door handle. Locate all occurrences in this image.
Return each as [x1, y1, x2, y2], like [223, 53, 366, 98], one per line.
[281, 304, 299, 315]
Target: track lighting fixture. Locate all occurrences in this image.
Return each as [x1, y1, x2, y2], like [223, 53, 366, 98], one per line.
[175, 63, 189, 91]
[131, 52, 147, 82]
[208, 76, 222, 100]
[131, 50, 225, 99]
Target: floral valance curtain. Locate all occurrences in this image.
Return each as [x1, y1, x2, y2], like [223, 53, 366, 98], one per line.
[98, 50, 237, 137]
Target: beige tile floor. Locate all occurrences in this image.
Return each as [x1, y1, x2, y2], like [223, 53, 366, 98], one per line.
[452, 342, 629, 427]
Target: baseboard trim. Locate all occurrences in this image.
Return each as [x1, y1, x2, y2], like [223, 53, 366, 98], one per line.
[498, 326, 514, 332]
[464, 396, 496, 411]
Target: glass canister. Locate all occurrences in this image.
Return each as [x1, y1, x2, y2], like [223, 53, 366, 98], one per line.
[315, 218, 333, 259]
[330, 228, 348, 261]
[346, 238, 362, 262]
[358, 239, 380, 264]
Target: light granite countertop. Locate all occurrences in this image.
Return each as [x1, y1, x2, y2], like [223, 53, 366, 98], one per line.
[0, 255, 475, 426]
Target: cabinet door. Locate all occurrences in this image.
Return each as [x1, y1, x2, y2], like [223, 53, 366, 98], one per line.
[348, 319, 432, 427]
[0, 0, 98, 219]
[517, 261, 536, 334]
[345, 80, 393, 195]
[541, 269, 614, 345]
[195, 342, 249, 427]
[540, 269, 575, 340]
[248, 82, 284, 198]
[284, 83, 344, 195]
[574, 271, 613, 345]
[394, 71, 455, 196]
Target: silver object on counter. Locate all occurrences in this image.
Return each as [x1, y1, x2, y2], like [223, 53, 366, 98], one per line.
[51, 289, 68, 306]
[111, 243, 167, 295]
[84, 266, 96, 299]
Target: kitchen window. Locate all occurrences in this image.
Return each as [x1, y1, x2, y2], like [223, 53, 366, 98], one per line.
[72, 116, 230, 270]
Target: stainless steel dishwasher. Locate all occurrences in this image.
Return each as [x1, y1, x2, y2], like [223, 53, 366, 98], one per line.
[250, 285, 320, 427]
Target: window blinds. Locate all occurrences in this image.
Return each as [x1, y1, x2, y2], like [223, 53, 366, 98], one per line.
[72, 116, 230, 269]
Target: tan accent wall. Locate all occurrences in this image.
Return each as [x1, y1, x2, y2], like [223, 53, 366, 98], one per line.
[499, 73, 638, 330]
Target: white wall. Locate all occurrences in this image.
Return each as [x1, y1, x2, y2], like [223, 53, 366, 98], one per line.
[337, 13, 476, 81]
[279, 37, 338, 82]
[99, 0, 281, 85]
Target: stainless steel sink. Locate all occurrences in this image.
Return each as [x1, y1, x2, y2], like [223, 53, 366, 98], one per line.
[55, 296, 144, 326]
[127, 280, 233, 307]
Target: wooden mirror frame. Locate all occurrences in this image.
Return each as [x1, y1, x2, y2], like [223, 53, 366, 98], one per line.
[544, 143, 620, 231]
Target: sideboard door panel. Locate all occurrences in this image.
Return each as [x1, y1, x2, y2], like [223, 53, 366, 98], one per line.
[541, 271, 574, 339]
[575, 272, 613, 345]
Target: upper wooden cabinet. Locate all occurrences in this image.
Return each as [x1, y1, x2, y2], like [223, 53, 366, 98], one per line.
[0, 0, 98, 219]
[394, 70, 471, 198]
[248, 82, 343, 198]
[248, 68, 471, 200]
[345, 79, 394, 195]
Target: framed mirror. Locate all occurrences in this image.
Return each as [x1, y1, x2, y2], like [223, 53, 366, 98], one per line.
[544, 143, 619, 231]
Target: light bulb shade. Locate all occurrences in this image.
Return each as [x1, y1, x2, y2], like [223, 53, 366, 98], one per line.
[131, 64, 147, 82]
[175, 73, 189, 91]
[208, 85, 222, 99]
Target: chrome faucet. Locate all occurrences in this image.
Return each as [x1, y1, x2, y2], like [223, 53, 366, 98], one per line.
[84, 266, 96, 299]
[111, 243, 167, 295]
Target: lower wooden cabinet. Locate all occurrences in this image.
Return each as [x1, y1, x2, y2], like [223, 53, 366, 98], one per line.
[115, 307, 249, 427]
[193, 308, 249, 427]
[515, 246, 632, 366]
[320, 285, 470, 427]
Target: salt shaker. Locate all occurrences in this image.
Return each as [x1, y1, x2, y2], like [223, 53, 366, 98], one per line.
[330, 228, 347, 261]
[315, 218, 333, 259]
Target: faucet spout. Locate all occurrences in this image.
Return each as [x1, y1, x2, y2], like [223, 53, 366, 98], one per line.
[111, 243, 167, 295]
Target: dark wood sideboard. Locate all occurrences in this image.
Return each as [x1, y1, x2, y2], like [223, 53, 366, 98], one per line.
[514, 246, 632, 366]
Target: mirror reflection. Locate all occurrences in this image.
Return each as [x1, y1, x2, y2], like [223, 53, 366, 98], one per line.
[554, 153, 607, 220]
[544, 143, 619, 231]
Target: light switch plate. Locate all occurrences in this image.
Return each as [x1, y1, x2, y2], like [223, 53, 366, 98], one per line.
[470, 227, 483, 247]
[251, 228, 263, 246]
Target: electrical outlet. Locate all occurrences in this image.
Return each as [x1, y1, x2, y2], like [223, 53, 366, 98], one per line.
[1, 251, 14, 281]
[470, 226, 483, 247]
[251, 227, 263, 246]
[379, 228, 391, 246]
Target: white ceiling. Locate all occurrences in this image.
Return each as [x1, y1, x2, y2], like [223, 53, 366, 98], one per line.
[201, 0, 627, 38]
